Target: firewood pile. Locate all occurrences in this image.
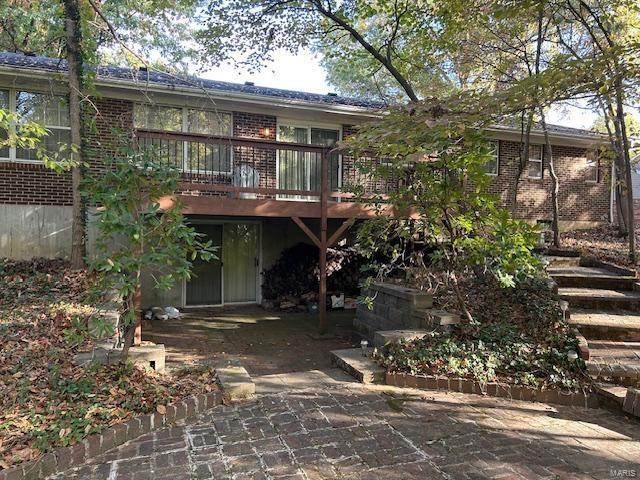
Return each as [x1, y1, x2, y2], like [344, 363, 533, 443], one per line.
[261, 243, 365, 311]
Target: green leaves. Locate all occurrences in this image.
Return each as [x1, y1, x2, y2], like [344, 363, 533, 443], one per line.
[84, 140, 217, 329]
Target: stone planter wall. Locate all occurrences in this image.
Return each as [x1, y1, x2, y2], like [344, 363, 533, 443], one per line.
[0, 392, 222, 480]
[385, 372, 601, 409]
[354, 283, 434, 340]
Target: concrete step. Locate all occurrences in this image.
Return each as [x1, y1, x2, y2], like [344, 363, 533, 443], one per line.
[586, 340, 640, 386]
[559, 288, 640, 310]
[550, 266, 636, 291]
[330, 348, 385, 384]
[569, 310, 640, 341]
[594, 382, 628, 406]
[373, 329, 429, 347]
[542, 255, 581, 268]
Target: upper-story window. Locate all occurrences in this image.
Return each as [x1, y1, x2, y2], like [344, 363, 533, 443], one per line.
[528, 145, 543, 179]
[484, 141, 499, 176]
[134, 103, 233, 173]
[0, 89, 70, 162]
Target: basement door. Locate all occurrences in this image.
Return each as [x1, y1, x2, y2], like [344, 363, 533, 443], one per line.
[185, 223, 259, 306]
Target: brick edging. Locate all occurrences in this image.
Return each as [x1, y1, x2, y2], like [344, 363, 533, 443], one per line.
[386, 372, 600, 409]
[0, 391, 222, 480]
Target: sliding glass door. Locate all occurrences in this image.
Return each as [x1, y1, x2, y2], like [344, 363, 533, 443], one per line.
[186, 224, 223, 306]
[223, 224, 259, 303]
[185, 223, 259, 306]
[277, 125, 340, 200]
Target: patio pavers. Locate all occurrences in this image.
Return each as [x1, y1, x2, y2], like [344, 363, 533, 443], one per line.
[49, 369, 640, 479]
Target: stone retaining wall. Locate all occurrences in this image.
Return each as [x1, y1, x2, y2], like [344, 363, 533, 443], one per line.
[0, 392, 222, 480]
[354, 283, 434, 340]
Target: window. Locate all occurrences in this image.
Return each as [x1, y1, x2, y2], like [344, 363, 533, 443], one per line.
[134, 103, 232, 173]
[585, 153, 598, 182]
[133, 103, 181, 131]
[0, 89, 70, 162]
[277, 123, 341, 200]
[528, 145, 543, 179]
[484, 141, 499, 175]
[16, 91, 70, 161]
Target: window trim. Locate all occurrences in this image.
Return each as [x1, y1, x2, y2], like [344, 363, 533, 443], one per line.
[0, 88, 71, 164]
[134, 102, 233, 175]
[485, 140, 499, 176]
[527, 145, 544, 179]
[275, 119, 343, 201]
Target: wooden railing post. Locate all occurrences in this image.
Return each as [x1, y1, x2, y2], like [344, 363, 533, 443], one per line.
[319, 148, 329, 334]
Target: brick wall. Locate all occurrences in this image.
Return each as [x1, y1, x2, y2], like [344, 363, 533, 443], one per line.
[487, 141, 609, 222]
[1, 97, 609, 223]
[0, 162, 73, 205]
[0, 97, 134, 206]
[232, 112, 277, 193]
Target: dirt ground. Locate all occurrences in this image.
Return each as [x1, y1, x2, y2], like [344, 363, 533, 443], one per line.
[142, 306, 356, 376]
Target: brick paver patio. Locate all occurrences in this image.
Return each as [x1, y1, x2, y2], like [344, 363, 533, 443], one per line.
[49, 370, 640, 479]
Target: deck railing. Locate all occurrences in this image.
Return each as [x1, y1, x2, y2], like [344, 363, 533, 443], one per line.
[135, 129, 401, 201]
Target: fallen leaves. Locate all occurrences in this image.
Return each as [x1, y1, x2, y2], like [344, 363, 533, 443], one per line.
[0, 258, 218, 470]
[560, 225, 639, 270]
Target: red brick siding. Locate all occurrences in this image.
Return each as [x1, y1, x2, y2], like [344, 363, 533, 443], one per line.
[233, 112, 277, 193]
[1, 97, 610, 223]
[85, 97, 134, 172]
[487, 141, 609, 222]
[0, 161, 72, 205]
[0, 97, 134, 206]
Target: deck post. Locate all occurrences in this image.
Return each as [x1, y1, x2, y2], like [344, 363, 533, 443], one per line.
[319, 149, 329, 334]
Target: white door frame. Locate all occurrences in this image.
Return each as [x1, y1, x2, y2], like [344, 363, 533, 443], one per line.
[182, 220, 262, 308]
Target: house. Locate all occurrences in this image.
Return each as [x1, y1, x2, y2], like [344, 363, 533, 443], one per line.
[0, 51, 609, 312]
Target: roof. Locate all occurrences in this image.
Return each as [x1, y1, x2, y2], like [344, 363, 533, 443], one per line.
[0, 52, 602, 139]
[0, 51, 386, 110]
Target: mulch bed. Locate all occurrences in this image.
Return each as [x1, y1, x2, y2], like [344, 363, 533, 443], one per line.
[0, 258, 218, 470]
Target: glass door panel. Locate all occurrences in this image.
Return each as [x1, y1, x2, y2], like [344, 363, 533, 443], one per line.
[223, 224, 259, 303]
[186, 224, 223, 305]
[277, 126, 340, 200]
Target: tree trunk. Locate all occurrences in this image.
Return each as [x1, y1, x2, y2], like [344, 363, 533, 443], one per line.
[511, 112, 534, 216]
[614, 79, 636, 262]
[538, 108, 560, 247]
[63, 0, 86, 269]
[598, 95, 629, 234]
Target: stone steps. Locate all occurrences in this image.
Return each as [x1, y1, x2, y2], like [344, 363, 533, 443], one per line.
[586, 340, 640, 386]
[550, 266, 636, 291]
[330, 348, 385, 384]
[569, 310, 640, 341]
[594, 382, 627, 406]
[559, 287, 640, 310]
[542, 255, 581, 268]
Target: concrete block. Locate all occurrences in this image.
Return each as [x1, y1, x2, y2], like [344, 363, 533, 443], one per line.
[331, 348, 385, 384]
[215, 360, 255, 399]
[623, 388, 640, 417]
